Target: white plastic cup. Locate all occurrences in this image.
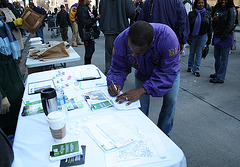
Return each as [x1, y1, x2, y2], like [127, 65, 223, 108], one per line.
[46, 111, 66, 140]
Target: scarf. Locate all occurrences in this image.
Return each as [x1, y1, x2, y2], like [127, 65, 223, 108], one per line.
[0, 21, 21, 59]
[192, 8, 205, 36]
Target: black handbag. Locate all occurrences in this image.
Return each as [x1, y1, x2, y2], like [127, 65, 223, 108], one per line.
[202, 45, 209, 59]
[82, 25, 100, 42]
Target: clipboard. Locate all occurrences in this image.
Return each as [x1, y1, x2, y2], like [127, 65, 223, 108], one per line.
[76, 69, 101, 81]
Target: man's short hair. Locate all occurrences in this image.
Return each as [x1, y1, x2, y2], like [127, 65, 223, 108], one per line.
[60, 5, 65, 8]
[29, 2, 34, 7]
[128, 21, 154, 46]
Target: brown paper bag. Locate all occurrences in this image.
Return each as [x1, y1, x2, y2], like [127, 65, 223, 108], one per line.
[39, 42, 69, 61]
[19, 7, 45, 34]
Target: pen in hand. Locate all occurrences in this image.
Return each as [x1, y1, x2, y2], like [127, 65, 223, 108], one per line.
[111, 80, 118, 91]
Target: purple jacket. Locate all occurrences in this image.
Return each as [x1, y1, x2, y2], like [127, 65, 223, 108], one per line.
[107, 23, 180, 97]
[137, 0, 189, 44]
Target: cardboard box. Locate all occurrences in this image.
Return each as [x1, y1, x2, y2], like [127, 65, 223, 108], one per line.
[20, 7, 45, 34]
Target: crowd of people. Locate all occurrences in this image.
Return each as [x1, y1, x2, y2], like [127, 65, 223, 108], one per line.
[0, 0, 238, 166]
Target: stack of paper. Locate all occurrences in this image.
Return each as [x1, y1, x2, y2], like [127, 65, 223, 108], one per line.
[82, 113, 139, 152]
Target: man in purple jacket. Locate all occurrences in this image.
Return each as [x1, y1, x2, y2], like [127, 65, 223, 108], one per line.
[107, 21, 180, 135]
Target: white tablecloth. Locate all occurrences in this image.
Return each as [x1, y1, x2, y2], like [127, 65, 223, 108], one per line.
[12, 65, 186, 167]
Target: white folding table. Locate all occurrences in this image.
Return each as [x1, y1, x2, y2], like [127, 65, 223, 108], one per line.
[12, 65, 186, 167]
[26, 46, 81, 74]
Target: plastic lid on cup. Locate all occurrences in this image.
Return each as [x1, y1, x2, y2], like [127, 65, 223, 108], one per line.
[47, 111, 65, 123]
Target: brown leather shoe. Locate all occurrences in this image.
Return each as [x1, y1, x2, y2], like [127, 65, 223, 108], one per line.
[77, 42, 84, 45]
[72, 44, 78, 47]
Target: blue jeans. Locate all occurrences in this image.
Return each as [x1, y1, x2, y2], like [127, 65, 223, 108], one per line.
[135, 72, 180, 135]
[213, 46, 230, 81]
[188, 34, 207, 72]
[36, 26, 44, 43]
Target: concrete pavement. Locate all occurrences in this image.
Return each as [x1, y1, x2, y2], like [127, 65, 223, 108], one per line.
[22, 27, 240, 167]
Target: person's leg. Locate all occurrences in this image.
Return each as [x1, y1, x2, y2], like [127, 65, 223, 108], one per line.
[76, 32, 81, 44]
[73, 22, 82, 44]
[215, 47, 230, 81]
[60, 27, 64, 41]
[187, 36, 197, 71]
[193, 33, 207, 73]
[105, 35, 118, 74]
[91, 40, 95, 58]
[214, 46, 221, 76]
[64, 27, 69, 42]
[157, 72, 180, 135]
[71, 22, 77, 45]
[84, 40, 95, 64]
[135, 77, 150, 116]
[62, 28, 66, 41]
[36, 26, 44, 43]
[61, 27, 66, 41]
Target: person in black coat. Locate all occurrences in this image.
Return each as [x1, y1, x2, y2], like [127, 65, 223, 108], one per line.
[57, 5, 71, 42]
[0, 5, 24, 136]
[77, 0, 100, 64]
[0, 93, 14, 167]
[209, 0, 235, 83]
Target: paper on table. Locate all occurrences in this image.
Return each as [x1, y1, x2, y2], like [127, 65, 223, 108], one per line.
[28, 79, 55, 95]
[21, 100, 43, 116]
[105, 134, 171, 167]
[82, 114, 139, 152]
[112, 96, 141, 110]
[83, 90, 113, 110]
[78, 79, 107, 89]
[101, 88, 141, 110]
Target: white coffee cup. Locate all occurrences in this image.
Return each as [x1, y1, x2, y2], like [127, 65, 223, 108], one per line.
[47, 111, 66, 140]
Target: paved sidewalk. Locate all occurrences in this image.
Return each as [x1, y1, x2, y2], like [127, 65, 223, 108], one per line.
[21, 27, 240, 167]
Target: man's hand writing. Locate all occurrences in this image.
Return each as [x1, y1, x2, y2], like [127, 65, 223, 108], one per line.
[108, 84, 121, 97]
[116, 87, 146, 106]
